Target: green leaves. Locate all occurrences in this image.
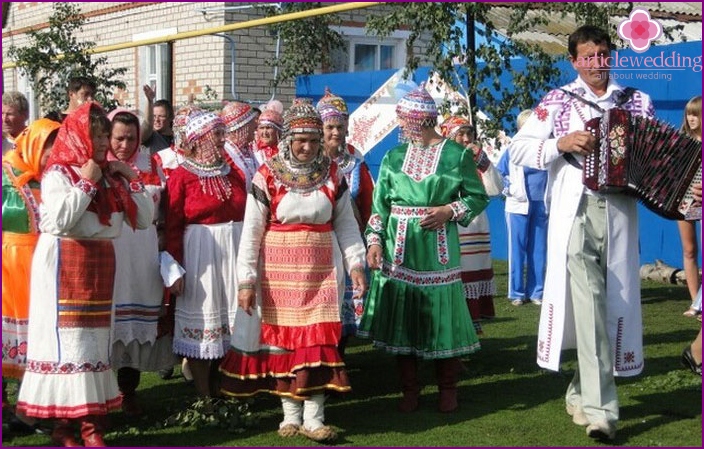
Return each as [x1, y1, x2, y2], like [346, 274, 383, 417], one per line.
[262, 3, 345, 88]
[161, 396, 257, 434]
[6, 3, 127, 114]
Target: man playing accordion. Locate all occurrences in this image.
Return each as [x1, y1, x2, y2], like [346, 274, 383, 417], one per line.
[510, 25, 655, 442]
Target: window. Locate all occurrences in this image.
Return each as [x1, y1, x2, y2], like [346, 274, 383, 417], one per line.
[331, 26, 408, 73]
[134, 29, 175, 102]
[17, 72, 38, 121]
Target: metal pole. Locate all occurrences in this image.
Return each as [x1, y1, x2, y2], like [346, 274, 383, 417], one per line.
[466, 8, 477, 126]
[2, 2, 382, 69]
[213, 33, 237, 101]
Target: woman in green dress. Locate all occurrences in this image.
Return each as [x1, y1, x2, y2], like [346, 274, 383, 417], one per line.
[358, 84, 489, 413]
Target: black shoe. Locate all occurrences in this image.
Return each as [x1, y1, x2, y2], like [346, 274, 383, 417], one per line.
[158, 367, 174, 380]
[7, 414, 47, 435]
[681, 346, 702, 376]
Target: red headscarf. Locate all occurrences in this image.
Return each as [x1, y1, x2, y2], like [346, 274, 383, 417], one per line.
[46, 102, 138, 228]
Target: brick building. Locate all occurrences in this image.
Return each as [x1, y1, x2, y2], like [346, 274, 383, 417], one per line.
[2, 2, 428, 119]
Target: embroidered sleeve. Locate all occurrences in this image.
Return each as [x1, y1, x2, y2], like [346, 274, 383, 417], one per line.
[448, 200, 469, 222]
[76, 178, 98, 197]
[236, 170, 271, 286]
[510, 87, 568, 170]
[366, 232, 382, 248]
[455, 148, 490, 228]
[129, 180, 145, 193]
[474, 150, 491, 172]
[332, 187, 367, 275]
[365, 151, 394, 248]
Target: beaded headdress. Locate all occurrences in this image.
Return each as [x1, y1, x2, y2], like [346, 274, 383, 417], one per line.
[185, 112, 225, 165]
[182, 111, 232, 201]
[316, 87, 348, 123]
[221, 101, 257, 148]
[173, 105, 204, 150]
[258, 101, 284, 132]
[282, 98, 323, 138]
[268, 99, 330, 193]
[396, 84, 438, 142]
[440, 116, 474, 139]
[258, 109, 283, 131]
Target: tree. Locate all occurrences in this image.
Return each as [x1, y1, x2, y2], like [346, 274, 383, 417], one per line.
[7, 3, 127, 113]
[363, 2, 634, 140]
[262, 3, 346, 88]
[366, 2, 687, 140]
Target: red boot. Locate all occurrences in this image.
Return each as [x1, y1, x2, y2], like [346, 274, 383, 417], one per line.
[435, 357, 461, 413]
[81, 415, 106, 447]
[51, 419, 82, 447]
[397, 355, 420, 412]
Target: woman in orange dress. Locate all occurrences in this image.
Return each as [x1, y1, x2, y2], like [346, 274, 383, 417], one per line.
[2, 118, 61, 423]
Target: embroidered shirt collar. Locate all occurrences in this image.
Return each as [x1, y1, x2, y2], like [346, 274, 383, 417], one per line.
[574, 76, 625, 103]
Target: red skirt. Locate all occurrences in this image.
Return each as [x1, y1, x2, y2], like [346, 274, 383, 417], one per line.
[219, 345, 350, 400]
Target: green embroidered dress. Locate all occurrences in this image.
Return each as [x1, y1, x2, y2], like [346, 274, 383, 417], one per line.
[358, 139, 489, 359]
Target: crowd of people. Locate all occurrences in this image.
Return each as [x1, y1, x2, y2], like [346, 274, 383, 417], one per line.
[1, 24, 701, 446]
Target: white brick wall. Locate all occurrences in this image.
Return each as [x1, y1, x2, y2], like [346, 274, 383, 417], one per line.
[3, 2, 431, 115]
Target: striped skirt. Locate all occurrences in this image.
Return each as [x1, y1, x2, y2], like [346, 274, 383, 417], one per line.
[16, 235, 121, 419]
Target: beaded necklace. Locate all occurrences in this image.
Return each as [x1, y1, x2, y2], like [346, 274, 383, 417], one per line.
[181, 158, 233, 202]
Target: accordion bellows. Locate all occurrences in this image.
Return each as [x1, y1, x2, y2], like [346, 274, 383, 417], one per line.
[584, 108, 702, 220]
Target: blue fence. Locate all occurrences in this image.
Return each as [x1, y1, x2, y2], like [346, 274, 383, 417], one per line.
[297, 41, 702, 266]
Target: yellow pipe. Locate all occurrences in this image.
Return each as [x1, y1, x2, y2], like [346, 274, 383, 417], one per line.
[3, 2, 382, 69]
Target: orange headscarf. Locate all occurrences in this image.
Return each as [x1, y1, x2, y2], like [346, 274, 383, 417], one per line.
[2, 118, 61, 188]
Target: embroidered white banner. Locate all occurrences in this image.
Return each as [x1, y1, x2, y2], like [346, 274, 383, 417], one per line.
[347, 69, 410, 155]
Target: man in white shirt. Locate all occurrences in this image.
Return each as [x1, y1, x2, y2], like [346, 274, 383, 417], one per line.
[510, 25, 655, 441]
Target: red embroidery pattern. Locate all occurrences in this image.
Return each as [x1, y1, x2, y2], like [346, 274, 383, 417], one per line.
[437, 225, 449, 265]
[393, 217, 408, 265]
[401, 141, 443, 182]
[348, 113, 380, 150]
[390, 205, 430, 217]
[76, 179, 98, 197]
[534, 106, 549, 121]
[180, 324, 230, 343]
[448, 201, 468, 222]
[25, 360, 111, 374]
[614, 316, 643, 373]
[368, 213, 383, 232]
[366, 233, 382, 248]
[381, 262, 461, 286]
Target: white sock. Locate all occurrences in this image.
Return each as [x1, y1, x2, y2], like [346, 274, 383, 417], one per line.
[303, 394, 326, 431]
[280, 397, 303, 428]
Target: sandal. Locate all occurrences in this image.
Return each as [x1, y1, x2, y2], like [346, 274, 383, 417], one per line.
[683, 308, 698, 317]
[299, 425, 338, 442]
[277, 423, 300, 438]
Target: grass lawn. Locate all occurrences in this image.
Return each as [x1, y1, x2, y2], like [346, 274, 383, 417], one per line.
[3, 261, 701, 447]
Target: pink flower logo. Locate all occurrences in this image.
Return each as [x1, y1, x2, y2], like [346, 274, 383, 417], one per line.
[618, 8, 662, 53]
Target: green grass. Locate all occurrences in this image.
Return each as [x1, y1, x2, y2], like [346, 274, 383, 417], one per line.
[3, 261, 701, 447]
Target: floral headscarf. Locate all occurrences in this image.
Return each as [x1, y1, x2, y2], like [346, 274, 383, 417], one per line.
[2, 118, 61, 187]
[440, 116, 474, 140]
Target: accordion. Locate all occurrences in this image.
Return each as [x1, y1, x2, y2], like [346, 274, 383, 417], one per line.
[583, 108, 702, 220]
